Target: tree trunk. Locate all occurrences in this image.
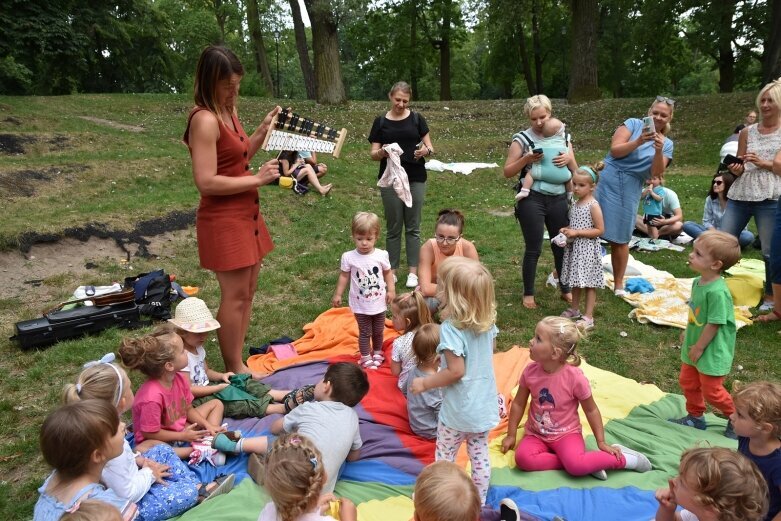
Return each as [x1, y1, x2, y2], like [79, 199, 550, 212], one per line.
[517, 19, 535, 95]
[304, 0, 346, 104]
[763, 0, 781, 84]
[567, 0, 600, 103]
[245, 0, 275, 96]
[716, 0, 736, 93]
[439, 0, 452, 100]
[410, 0, 419, 97]
[213, 0, 226, 43]
[531, 0, 543, 93]
[289, 0, 316, 99]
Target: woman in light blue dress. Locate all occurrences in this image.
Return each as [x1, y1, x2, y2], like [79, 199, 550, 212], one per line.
[595, 97, 675, 295]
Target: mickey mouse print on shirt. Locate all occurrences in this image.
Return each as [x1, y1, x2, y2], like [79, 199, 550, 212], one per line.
[341, 247, 392, 316]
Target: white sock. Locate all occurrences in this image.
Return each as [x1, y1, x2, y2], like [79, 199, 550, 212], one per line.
[622, 451, 640, 469]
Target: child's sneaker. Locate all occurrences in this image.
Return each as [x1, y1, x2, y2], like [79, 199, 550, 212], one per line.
[560, 308, 581, 319]
[613, 444, 652, 472]
[576, 316, 595, 331]
[591, 469, 607, 480]
[668, 414, 707, 430]
[360, 355, 379, 370]
[724, 420, 737, 440]
[499, 498, 520, 521]
[372, 351, 385, 365]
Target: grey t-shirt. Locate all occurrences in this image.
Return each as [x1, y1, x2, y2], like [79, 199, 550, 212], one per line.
[405, 366, 443, 439]
[282, 400, 362, 493]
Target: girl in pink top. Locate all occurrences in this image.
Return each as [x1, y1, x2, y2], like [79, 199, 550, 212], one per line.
[501, 316, 652, 480]
[119, 327, 226, 459]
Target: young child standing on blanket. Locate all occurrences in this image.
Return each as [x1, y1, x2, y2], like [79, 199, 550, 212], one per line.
[118, 329, 226, 460]
[641, 175, 666, 242]
[390, 291, 433, 393]
[730, 381, 781, 520]
[406, 323, 443, 439]
[167, 298, 312, 417]
[655, 446, 768, 521]
[259, 433, 357, 521]
[501, 316, 652, 480]
[668, 230, 741, 439]
[62, 353, 227, 520]
[34, 400, 134, 521]
[332, 211, 396, 370]
[558, 165, 605, 331]
[409, 256, 499, 506]
[211, 362, 370, 494]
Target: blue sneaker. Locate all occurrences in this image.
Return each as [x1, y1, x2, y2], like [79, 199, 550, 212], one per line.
[668, 414, 707, 430]
[724, 420, 737, 440]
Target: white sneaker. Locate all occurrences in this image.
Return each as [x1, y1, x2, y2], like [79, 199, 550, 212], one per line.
[758, 301, 774, 312]
[499, 498, 520, 521]
[614, 289, 628, 298]
[591, 469, 607, 480]
[406, 273, 419, 288]
[614, 444, 652, 472]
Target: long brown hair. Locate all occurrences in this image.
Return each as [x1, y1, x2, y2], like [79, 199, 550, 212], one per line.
[193, 46, 244, 119]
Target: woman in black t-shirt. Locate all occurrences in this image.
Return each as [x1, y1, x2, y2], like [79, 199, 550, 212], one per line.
[368, 81, 434, 289]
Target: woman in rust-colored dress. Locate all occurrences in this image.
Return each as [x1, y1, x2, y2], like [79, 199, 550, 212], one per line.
[184, 45, 280, 374]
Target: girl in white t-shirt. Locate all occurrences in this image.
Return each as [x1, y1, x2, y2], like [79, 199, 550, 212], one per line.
[390, 291, 433, 392]
[332, 211, 395, 369]
[258, 433, 356, 521]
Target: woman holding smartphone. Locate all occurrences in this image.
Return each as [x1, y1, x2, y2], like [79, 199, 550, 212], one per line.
[723, 78, 781, 315]
[594, 96, 674, 297]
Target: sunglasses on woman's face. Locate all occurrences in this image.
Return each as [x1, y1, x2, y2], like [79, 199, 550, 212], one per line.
[713, 180, 723, 186]
[656, 95, 676, 106]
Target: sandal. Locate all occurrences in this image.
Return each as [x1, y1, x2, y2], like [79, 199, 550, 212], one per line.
[283, 384, 316, 413]
[560, 308, 581, 319]
[754, 309, 781, 323]
[522, 297, 537, 309]
[198, 473, 235, 503]
[576, 316, 595, 331]
[372, 351, 385, 365]
[360, 356, 379, 370]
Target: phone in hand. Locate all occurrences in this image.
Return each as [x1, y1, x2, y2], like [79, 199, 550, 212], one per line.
[723, 154, 744, 166]
[532, 148, 543, 154]
[643, 116, 654, 133]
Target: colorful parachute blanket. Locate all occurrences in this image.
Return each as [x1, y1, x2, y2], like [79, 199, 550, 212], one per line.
[175, 308, 737, 521]
[603, 254, 755, 329]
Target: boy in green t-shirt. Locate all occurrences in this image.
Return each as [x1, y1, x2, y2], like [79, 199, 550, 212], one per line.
[669, 230, 741, 439]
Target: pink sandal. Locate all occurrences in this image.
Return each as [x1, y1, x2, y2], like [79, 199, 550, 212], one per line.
[561, 308, 581, 319]
[360, 356, 379, 370]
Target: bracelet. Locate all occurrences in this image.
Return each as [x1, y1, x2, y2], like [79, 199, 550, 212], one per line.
[425, 145, 433, 156]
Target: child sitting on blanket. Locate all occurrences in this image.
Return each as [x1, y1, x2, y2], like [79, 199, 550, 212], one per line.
[655, 446, 768, 521]
[406, 323, 442, 439]
[63, 353, 207, 520]
[118, 329, 226, 460]
[211, 362, 369, 494]
[668, 230, 741, 439]
[168, 298, 312, 417]
[501, 316, 652, 480]
[731, 381, 781, 520]
[259, 433, 357, 521]
[390, 291, 433, 393]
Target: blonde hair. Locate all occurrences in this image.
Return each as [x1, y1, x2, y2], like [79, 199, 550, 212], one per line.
[412, 323, 440, 364]
[437, 257, 496, 332]
[118, 327, 180, 378]
[733, 381, 781, 439]
[538, 316, 583, 366]
[648, 99, 674, 135]
[264, 434, 326, 521]
[523, 94, 552, 118]
[757, 78, 781, 122]
[392, 291, 433, 333]
[694, 230, 741, 271]
[63, 361, 128, 408]
[60, 500, 122, 521]
[679, 447, 768, 520]
[414, 461, 480, 521]
[352, 211, 381, 237]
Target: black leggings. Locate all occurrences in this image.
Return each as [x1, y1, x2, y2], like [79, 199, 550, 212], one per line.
[514, 190, 570, 296]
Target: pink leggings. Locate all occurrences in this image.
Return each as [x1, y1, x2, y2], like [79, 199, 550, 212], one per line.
[514, 433, 625, 476]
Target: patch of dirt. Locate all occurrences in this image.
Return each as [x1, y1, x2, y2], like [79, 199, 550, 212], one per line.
[79, 116, 145, 132]
[0, 165, 85, 197]
[0, 134, 71, 155]
[488, 208, 515, 217]
[1, 210, 195, 298]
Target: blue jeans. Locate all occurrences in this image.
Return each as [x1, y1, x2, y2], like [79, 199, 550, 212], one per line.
[721, 198, 777, 294]
[772, 197, 781, 284]
[681, 221, 754, 249]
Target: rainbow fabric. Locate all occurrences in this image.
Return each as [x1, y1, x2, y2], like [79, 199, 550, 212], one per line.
[174, 308, 737, 521]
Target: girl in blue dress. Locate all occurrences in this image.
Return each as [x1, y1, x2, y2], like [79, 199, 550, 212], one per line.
[595, 96, 674, 296]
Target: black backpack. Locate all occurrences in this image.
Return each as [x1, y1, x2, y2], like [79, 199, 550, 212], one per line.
[124, 269, 177, 320]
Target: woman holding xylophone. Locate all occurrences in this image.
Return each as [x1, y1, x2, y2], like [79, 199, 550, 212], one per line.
[183, 45, 280, 375]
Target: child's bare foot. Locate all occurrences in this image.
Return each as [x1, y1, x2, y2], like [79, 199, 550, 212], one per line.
[320, 184, 333, 196]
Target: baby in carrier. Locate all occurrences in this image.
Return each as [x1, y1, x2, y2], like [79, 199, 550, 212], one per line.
[515, 117, 572, 201]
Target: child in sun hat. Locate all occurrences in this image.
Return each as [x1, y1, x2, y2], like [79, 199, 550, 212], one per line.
[168, 297, 314, 418]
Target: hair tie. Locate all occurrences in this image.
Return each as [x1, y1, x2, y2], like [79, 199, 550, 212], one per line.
[567, 343, 577, 355]
[310, 456, 318, 470]
[581, 166, 597, 183]
[559, 324, 566, 334]
[83, 353, 123, 407]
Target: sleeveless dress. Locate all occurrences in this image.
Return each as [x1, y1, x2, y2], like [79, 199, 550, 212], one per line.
[728, 123, 781, 202]
[183, 108, 274, 272]
[561, 200, 605, 288]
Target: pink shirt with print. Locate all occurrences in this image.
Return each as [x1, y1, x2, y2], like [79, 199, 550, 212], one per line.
[132, 373, 193, 443]
[520, 362, 591, 442]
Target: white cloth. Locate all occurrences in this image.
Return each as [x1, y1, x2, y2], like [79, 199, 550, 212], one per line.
[102, 440, 154, 504]
[425, 159, 499, 175]
[377, 143, 412, 207]
[72, 283, 123, 306]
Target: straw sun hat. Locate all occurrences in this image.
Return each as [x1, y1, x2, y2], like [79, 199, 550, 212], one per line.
[168, 297, 221, 333]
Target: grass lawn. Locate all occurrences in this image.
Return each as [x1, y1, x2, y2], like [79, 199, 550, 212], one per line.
[0, 92, 778, 519]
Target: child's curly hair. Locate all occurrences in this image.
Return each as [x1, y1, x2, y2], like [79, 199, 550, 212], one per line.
[679, 446, 768, 520]
[414, 461, 481, 521]
[264, 433, 326, 521]
[392, 291, 432, 333]
[733, 381, 781, 439]
[118, 325, 180, 378]
[538, 316, 584, 366]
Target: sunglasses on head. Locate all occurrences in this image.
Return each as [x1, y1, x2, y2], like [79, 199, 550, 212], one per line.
[656, 95, 675, 106]
[712, 180, 723, 186]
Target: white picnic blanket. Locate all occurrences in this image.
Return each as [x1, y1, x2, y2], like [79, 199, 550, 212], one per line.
[424, 159, 498, 175]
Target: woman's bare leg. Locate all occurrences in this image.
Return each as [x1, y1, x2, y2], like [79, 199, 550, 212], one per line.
[216, 264, 260, 374]
[610, 242, 629, 291]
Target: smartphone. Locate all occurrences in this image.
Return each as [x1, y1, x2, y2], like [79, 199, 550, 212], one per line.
[416, 141, 425, 150]
[723, 154, 744, 166]
[643, 116, 654, 133]
[532, 147, 543, 154]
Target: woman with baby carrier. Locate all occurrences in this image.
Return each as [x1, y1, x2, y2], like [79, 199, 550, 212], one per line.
[503, 94, 578, 309]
